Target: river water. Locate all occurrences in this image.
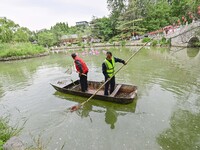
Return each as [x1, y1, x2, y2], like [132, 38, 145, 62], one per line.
[0, 47, 200, 150]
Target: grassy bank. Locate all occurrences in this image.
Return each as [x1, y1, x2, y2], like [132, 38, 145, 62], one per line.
[0, 43, 47, 59]
[0, 117, 22, 149]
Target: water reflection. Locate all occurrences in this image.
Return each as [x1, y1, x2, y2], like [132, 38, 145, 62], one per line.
[1, 46, 200, 149]
[187, 48, 200, 58]
[0, 54, 73, 92]
[105, 107, 118, 129]
[157, 109, 200, 150]
[170, 47, 200, 59]
[54, 92, 137, 129]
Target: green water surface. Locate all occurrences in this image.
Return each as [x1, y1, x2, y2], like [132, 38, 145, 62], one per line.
[0, 47, 199, 150]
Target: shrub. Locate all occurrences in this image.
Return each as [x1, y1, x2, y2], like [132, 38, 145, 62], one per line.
[0, 117, 22, 149]
[0, 43, 46, 58]
[159, 37, 170, 46]
[121, 40, 126, 47]
[151, 40, 158, 46]
[67, 43, 72, 47]
[142, 37, 151, 43]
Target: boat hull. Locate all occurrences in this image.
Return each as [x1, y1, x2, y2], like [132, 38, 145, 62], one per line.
[51, 80, 137, 104]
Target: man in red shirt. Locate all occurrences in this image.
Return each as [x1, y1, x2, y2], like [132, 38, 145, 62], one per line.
[71, 53, 89, 92]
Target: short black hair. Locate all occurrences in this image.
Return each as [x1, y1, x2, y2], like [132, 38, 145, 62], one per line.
[71, 53, 76, 58]
[106, 51, 112, 56]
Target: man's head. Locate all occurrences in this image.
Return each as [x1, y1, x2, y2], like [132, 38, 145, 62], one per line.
[71, 53, 77, 59]
[106, 51, 112, 60]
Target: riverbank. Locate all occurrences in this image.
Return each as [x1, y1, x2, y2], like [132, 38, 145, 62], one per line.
[0, 116, 22, 149]
[0, 43, 48, 61]
[50, 38, 170, 52]
[0, 52, 49, 61]
[50, 40, 145, 51]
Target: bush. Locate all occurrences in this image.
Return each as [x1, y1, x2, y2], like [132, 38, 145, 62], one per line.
[0, 140, 3, 150]
[67, 43, 72, 47]
[77, 42, 81, 46]
[142, 37, 151, 43]
[194, 42, 200, 47]
[159, 37, 169, 46]
[121, 40, 126, 47]
[0, 43, 46, 58]
[151, 40, 158, 46]
[81, 43, 85, 48]
[0, 117, 22, 149]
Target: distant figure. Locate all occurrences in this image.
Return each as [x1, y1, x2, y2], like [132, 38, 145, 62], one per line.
[102, 51, 126, 95]
[71, 53, 89, 92]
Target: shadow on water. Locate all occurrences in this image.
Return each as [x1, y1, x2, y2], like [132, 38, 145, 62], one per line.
[53, 91, 137, 129]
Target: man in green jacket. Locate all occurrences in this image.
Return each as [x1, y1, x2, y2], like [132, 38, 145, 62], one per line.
[102, 51, 126, 95]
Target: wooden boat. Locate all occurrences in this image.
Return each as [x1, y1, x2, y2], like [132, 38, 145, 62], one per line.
[50, 80, 137, 104]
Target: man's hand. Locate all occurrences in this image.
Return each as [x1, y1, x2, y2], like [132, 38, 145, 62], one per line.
[123, 61, 127, 65]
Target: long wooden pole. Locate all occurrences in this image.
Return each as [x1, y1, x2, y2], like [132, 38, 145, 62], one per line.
[70, 38, 153, 112]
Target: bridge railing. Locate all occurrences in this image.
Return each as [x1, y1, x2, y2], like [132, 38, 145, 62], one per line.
[165, 20, 200, 39]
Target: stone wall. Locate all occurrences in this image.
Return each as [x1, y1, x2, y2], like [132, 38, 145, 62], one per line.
[165, 21, 200, 47]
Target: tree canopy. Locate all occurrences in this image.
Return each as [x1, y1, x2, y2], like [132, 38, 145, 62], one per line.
[0, 0, 200, 45]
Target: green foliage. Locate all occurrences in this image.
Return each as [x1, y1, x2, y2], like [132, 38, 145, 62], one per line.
[81, 43, 85, 48]
[194, 42, 200, 47]
[121, 40, 126, 47]
[142, 1, 171, 32]
[37, 30, 57, 47]
[0, 117, 22, 149]
[77, 42, 81, 46]
[159, 37, 170, 46]
[142, 37, 151, 43]
[1, 0, 199, 45]
[0, 140, 4, 150]
[13, 27, 30, 42]
[67, 43, 72, 47]
[0, 43, 46, 58]
[91, 17, 114, 41]
[0, 17, 31, 43]
[106, 0, 200, 39]
[151, 40, 158, 46]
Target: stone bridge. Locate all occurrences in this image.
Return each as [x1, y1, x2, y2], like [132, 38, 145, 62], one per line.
[165, 21, 200, 47]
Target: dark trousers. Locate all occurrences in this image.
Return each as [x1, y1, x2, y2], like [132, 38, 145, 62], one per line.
[80, 73, 88, 92]
[104, 76, 115, 95]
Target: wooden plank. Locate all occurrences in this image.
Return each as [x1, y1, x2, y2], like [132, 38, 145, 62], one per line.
[71, 84, 80, 90]
[110, 85, 122, 97]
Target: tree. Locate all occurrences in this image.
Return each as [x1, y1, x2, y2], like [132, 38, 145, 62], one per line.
[90, 17, 114, 41]
[0, 17, 19, 43]
[13, 27, 31, 42]
[37, 30, 57, 47]
[142, 1, 171, 31]
[107, 0, 127, 37]
[116, 0, 148, 35]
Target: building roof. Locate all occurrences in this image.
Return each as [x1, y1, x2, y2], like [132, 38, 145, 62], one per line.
[76, 21, 89, 26]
